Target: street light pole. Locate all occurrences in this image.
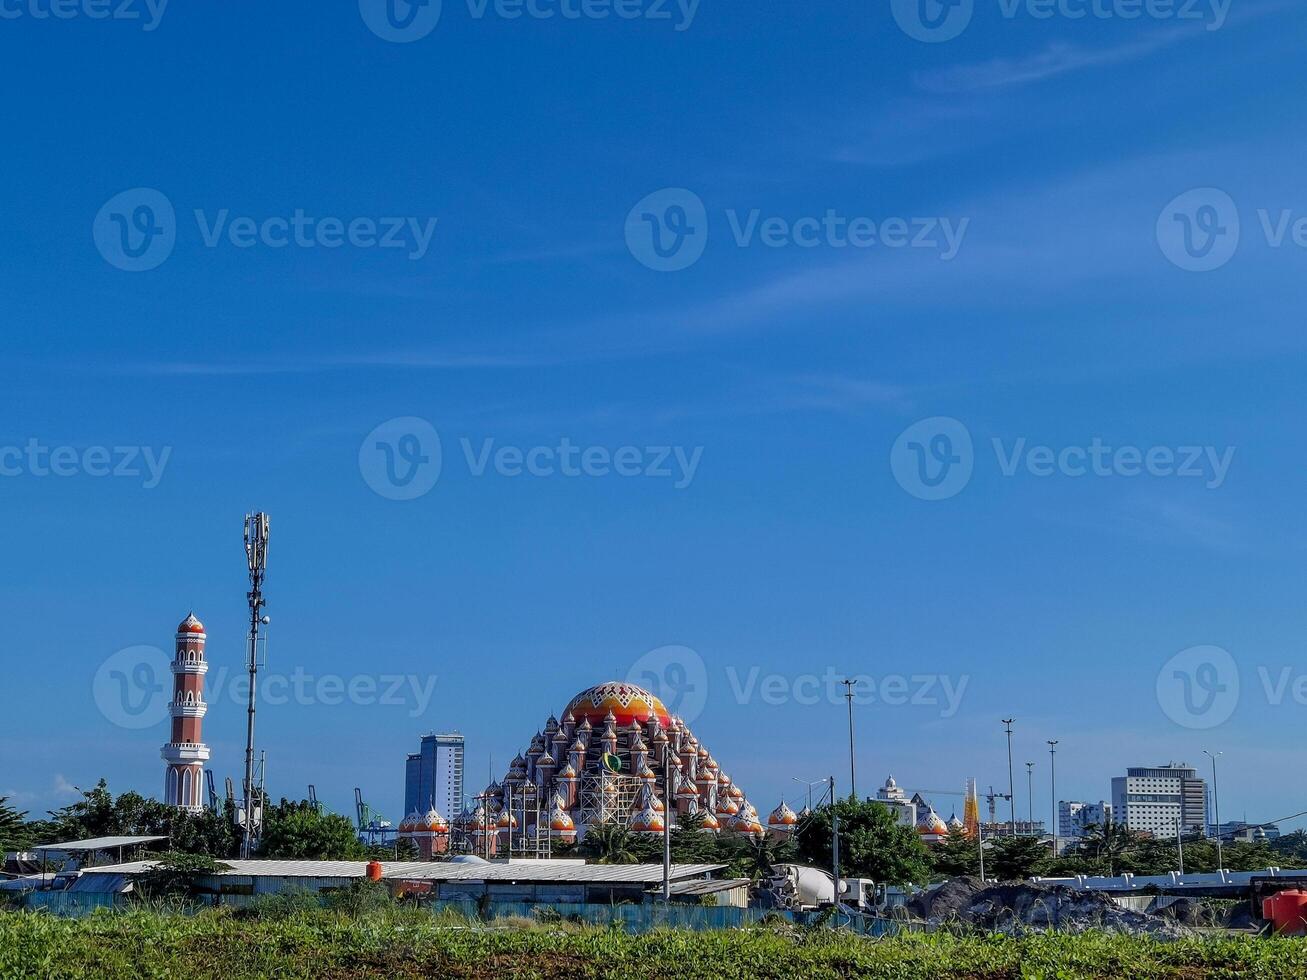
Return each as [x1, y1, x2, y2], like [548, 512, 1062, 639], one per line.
[841, 680, 858, 800]
[1204, 750, 1224, 871]
[1002, 719, 1016, 837]
[1025, 762, 1035, 832]
[1047, 740, 1059, 859]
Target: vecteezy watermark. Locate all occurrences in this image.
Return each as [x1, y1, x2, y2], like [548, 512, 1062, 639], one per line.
[726, 667, 970, 717]
[93, 645, 440, 728]
[1158, 646, 1307, 730]
[891, 417, 1236, 500]
[0, 0, 169, 30]
[359, 417, 443, 501]
[93, 645, 172, 729]
[624, 644, 969, 721]
[93, 188, 176, 272]
[1157, 187, 1307, 273]
[359, 0, 697, 41]
[627, 644, 710, 724]
[624, 187, 969, 272]
[94, 188, 439, 271]
[1156, 645, 1240, 730]
[890, 417, 975, 501]
[0, 440, 171, 488]
[360, 416, 704, 500]
[891, 0, 1229, 42]
[358, 0, 443, 42]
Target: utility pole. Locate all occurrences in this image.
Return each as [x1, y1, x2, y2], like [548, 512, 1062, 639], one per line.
[662, 746, 671, 902]
[1204, 750, 1223, 871]
[1047, 740, 1059, 860]
[830, 776, 841, 915]
[1002, 719, 1016, 837]
[1025, 762, 1035, 832]
[1176, 816, 1185, 875]
[241, 512, 270, 860]
[841, 680, 858, 800]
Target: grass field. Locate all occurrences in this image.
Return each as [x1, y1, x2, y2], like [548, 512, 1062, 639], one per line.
[3, 907, 1306, 979]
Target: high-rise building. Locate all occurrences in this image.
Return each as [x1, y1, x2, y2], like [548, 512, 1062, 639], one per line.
[1059, 800, 1112, 839]
[405, 732, 465, 823]
[1110, 763, 1206, 838]
[161, 612, 210, 811]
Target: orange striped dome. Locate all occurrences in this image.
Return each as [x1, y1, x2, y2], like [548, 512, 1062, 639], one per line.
[564, 682, 672, 729]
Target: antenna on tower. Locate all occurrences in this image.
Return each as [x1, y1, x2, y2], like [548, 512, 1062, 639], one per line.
[241, 512, 270, 859]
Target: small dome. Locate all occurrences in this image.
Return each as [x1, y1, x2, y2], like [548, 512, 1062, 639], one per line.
[730, 812, 764, 834]
[497, 810, 517, 828]
[177, 612, 205, 634]
[421, 807, 448, 831]
[630, 802, 665, 833]
[697, 810, 721, 831]
[768, 801, 798, 827]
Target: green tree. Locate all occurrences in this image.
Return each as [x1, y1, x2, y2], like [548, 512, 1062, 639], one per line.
[793, 799, 931, 886]
[578, 824, 638, 865]
[0, 798, 32, 852]
[43, 780, 240, 858]
[987, 835, 1049, 881]
[136, 852, 232, 900]
[257, 800, 366, 860]
[930, 826, 981, 879]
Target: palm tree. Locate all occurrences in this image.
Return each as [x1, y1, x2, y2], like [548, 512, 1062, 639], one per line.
[0, 797, 30, 851]
[583, 824, 637, 865]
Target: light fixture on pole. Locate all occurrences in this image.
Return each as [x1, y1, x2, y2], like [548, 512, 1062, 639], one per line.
[1204, 749, 1224, 871]
[1025, 762, 1035, 831]
[1047, 740, 1059, 859]
[841, 680, 858, 800]
[792, 776, 827, 813]
[1002, 719, 1016, 837]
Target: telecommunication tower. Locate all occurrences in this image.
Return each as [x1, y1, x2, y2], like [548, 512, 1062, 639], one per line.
[241, 512, 270, 859]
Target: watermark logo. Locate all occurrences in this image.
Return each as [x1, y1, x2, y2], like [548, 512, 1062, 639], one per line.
[94, 189, 439, 271]
[891, 0, 973, 42]
[0, 440, 171, 488]
[626, 644, 709, 725]
[359, 0, 442, 41]
[1156, 644, 1239, 729]
[0, 0, 169, 30]
[359, 417, 443, 500]
[891, 417, 974, 501]
[625, 188, 708, 272]
[892, 419, 1236, 499]
[93, 645, 171, 729]
[625, 189, 968, 271]
[1157, 188, 1240, 272]
[93, 188, 176, 272]
[360, 418, 704, 499]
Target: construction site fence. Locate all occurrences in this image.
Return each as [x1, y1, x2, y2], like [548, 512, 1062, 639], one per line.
[11, 891, 915, 935]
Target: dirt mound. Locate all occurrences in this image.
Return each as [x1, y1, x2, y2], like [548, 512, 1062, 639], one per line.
[907, 878, 1189, 937]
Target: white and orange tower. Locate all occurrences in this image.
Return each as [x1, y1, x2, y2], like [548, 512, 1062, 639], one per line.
[161, 612, 210, 811]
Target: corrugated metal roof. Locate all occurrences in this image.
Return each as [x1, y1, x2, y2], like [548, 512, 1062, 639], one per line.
[34, 836, 168, 852]
[81, 859, 726, 884]
[664, 878, 751, 896]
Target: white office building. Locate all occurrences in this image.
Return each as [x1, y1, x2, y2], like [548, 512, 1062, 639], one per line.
[1059, 800, 1112, 839]
[1110, 763, 1206, 838]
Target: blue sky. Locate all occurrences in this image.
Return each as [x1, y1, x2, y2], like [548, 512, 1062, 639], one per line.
[3, 0, 1307, 836]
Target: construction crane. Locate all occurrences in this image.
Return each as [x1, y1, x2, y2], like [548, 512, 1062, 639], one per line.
[308, 785, 320, 813]
[205, 770, 219, 812]
[354, 787, 393, 846]
[986, 785, 1013, 828]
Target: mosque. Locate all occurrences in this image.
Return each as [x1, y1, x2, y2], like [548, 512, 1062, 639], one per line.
[398, 681, 801, 857]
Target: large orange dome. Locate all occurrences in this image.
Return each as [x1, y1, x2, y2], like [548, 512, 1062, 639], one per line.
[563, 682, 672, 729]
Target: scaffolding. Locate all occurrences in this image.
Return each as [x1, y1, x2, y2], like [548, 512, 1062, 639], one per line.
[578, 769, 643, 828]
